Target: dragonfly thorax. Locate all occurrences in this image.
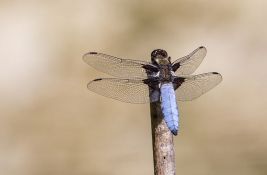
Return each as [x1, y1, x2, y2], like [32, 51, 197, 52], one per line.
[159, 64, 173, 83]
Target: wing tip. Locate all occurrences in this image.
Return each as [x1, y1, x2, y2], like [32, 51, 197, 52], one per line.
[93, 78, 102, 81]
[212, 72, 223, 80]
[84, 51, 98, 55]
[82, 51, 98, 61]
[199, 46, 207, 54]
[89, 52, 98, 54]
[199, 46, 206, 50]
[87, 78, 102, 88]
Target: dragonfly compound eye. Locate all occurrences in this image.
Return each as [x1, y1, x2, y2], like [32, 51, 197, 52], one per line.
[151, 49, 168, 58]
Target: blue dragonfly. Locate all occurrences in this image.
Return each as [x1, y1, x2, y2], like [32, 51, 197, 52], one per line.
[83, 46, 222, 135]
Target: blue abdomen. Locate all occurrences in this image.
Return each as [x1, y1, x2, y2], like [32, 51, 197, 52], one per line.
[160, 83, 179, 135]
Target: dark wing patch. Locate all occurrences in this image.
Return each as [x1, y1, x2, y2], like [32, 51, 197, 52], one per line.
[172, 77, 185, 89]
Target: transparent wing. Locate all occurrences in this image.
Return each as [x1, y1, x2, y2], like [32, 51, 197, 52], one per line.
[83, 52, 156, 78]
[174, 72, 222, 101]
[87, 78, 159, 104]
[172, 46, 207, 75]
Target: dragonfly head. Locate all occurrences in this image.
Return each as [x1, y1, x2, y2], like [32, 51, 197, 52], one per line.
[151, 49, 171, 65]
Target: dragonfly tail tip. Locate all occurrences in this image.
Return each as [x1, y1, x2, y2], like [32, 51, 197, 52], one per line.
[171, 130, 178, 136]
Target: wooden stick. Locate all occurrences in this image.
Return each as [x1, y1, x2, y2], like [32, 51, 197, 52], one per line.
[150, 102, 176, 175]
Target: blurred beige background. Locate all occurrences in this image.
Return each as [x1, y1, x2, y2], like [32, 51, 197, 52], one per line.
[0, 0, 267, 175]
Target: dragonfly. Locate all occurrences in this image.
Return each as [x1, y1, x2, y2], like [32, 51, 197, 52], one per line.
[83, 46, 222, 135]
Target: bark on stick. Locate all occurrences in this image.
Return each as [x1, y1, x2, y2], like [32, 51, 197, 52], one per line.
[150, 102, 176, 175]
